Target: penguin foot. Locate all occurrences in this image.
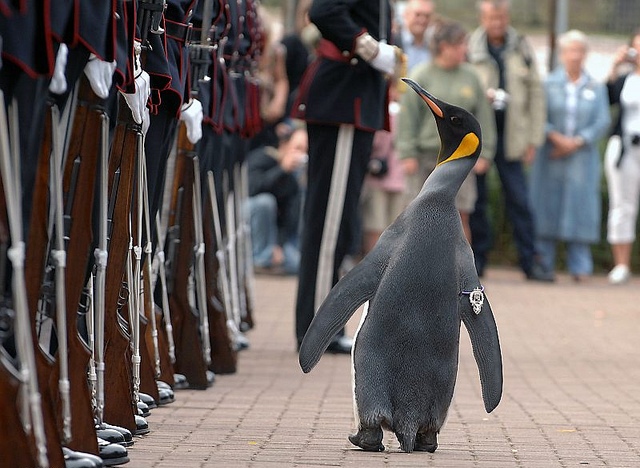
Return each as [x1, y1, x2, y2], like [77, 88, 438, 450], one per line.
[396, 431, 416, 453]
[348, 427, 385, 452]
[415, 431, 438, 453]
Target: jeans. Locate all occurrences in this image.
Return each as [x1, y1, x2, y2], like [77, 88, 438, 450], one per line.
[471, 150, 536, 275]
[247, 193, 300, 274]
[535, 238, 593, 276]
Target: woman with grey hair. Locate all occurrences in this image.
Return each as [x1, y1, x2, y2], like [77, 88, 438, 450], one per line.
[529, 30, 610, 281]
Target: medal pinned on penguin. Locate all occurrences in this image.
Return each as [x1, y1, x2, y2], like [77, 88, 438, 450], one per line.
[298, 79, 503, 454]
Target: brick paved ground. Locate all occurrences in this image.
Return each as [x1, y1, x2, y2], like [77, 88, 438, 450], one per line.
[127, 268, 640, 467]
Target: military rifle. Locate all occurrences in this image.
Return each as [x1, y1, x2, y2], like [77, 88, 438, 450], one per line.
[56, 77, 106, 455]
[152, 212, 177, 374]
[189, 0, 244, 372]
[101, 95, 140, 433]
[23, 102, 67, 467]
[166, 135, 210, 389]
[205, 171, 239, 373]
[0, 91, 49, 467]
[2, 110, 43, 467]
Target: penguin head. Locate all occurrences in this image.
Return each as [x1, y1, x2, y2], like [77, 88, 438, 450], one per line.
[401, 78, 482, 167]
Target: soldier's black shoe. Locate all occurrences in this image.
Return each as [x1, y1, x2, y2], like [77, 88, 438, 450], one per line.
[157, 386, 175, 405]
[97, 422, 134, 447]
[134, 414, 150, 436]
[138, 392, 157, 409]
[326, 336, 353, 354]
[97, 437, 129, 466]
[95, 426, 126, 446]
[173, 373, 189, 389]
[63, 447, 103, 468]
[137, 400, 150, 418]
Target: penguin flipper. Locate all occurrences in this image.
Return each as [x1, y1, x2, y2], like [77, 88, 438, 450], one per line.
[460, 296, 503, 413]
[298, 255, 383, 373]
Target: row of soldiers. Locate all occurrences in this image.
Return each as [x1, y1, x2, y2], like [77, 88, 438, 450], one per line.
[0, 0, 266, 466]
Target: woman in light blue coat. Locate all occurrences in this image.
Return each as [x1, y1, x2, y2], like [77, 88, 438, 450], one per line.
[529, 30, 610, 281]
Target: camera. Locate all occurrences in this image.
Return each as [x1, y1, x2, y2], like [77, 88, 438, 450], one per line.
[625, 48, 638, 63]
[488, 88, 510, 111]
[367, 157, 388, 178]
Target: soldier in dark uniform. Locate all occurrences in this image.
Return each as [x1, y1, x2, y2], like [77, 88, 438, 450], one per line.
[291, 0, 400, 352]
[145, 0, 201, 234]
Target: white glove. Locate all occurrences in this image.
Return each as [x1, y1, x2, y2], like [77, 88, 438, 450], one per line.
[355, 33, 396, 75]
[371, 41, 396, 75]
[49, 43, 68, 94]
[121, 70, 151, 133]
[179, 98, 204, 144]
[83, 54, 116, 99]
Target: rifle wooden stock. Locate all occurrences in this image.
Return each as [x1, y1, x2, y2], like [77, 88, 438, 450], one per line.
[102, 96, 139, 433]
[22, 102, 67, 467]
[153, 303, 175, 386]
[138, 299, 160, 402]
[166, 123, 209, 389]
[0, 350, 37, 467]
[203, 179, 237, 374]
[142, 262, 174, 387]
[56, 77, 111, 455]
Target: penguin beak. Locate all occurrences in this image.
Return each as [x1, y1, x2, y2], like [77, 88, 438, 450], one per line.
[401, 78, 444, 119]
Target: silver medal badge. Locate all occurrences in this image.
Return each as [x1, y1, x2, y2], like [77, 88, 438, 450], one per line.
[461, 285, 485, 315]
[469, 287, 484, 315]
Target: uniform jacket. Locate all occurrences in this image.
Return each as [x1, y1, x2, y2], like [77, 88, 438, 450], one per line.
[467, 26, 546, 161]
[529, 67, 610, 243]
[195, 0, 260, 135]
[291, 0, 392, 131]
[192, 0, 224, 130]
[0, 0, 56, 78]
[158, 0, 198, 117]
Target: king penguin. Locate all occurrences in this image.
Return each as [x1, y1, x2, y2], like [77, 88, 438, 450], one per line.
[298, 79, 503, 453]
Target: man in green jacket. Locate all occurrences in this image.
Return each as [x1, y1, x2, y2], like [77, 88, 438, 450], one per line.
[466, 0, 548, 280]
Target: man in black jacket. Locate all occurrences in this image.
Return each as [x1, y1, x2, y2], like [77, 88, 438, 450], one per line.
[291, 0, 400, 353]
[246, 124, 307, 275]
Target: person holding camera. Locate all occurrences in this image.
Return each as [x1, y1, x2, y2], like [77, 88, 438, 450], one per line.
[529, 30, 610, 282]
[397, 20, 495, 243]
[604, 27, 640, 284]
[467, 0, 547, 280]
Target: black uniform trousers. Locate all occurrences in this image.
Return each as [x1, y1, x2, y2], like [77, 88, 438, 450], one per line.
[295, 123, 374, 345]
[146, 106, 179, 243]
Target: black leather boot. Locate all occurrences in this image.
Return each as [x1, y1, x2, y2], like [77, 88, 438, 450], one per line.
[97, 437, 130, 466]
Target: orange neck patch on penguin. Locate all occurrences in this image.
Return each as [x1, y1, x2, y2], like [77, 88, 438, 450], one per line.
[437, 132, 480, 166]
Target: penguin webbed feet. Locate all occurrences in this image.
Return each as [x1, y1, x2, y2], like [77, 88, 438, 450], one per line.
[396, 428, 438, 453]
[348, 426, 385, 452]
[414, 430, 438, 453]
